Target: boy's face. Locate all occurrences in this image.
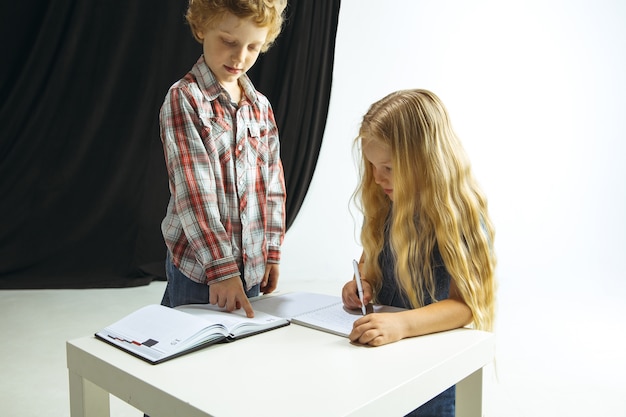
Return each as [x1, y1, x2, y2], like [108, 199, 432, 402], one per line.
[197, 13, 269, 90]
[363, 140, 394, 201]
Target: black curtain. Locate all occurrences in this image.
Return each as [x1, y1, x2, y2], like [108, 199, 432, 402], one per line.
[0, 0, 340, 289]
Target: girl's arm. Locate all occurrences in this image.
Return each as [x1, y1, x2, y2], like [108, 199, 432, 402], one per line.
[349, 279, 472, 346]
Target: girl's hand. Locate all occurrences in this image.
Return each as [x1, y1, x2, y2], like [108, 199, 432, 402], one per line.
[341, 278, 372, 311]
[349, 312, 407, 346]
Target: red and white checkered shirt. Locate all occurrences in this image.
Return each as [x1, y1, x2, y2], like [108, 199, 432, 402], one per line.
[160, 56, 286, 289]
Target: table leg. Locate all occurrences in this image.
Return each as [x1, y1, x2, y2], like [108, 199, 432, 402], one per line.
[68, 371, 111, 417]
[455, 367, 483, 417]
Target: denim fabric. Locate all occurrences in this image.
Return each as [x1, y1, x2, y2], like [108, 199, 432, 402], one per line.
[405, 385, 455, 417]
[160, 251, 260, 308]
[379, 222, 456, 416]
[377, 225, 451, 308]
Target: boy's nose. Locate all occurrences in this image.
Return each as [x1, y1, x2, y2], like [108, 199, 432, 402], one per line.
[235, 47, 249, 63]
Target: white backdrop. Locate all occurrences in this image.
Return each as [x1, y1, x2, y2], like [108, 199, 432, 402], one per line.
[279, 1, 626, 416]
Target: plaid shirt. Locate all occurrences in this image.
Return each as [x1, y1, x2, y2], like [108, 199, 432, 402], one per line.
[160, 56, 286, 289]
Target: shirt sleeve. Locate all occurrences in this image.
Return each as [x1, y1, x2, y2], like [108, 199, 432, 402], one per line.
[160, 86, 240, 283]
[264, 105, 286, 263]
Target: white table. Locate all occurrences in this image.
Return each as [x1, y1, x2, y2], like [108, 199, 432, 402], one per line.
[67, 323, 494, 417]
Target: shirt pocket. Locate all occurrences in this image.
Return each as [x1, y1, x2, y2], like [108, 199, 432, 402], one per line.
[201, 117, 233, 163]
[246, 122, 269, 166]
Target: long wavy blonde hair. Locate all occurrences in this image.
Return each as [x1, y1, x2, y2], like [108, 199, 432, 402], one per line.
[355, 89, 497, 331]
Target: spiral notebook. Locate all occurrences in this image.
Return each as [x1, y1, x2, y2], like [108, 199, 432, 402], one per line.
[252, 292, 404, 337]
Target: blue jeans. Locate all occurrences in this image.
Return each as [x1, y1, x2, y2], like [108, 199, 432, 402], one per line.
[405, 385, 455, 417]
[161, 252, 260, 308]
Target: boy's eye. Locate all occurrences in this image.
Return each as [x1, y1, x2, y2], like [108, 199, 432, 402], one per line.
[222, 38, 236, 46]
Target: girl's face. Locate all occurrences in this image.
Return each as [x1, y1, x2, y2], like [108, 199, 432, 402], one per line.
[363, 140, 394, 201]
[197, 13, 269, 91]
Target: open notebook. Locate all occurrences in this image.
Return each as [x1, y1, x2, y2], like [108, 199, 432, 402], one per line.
[252, 292, 405, 337]
[95, 304, 289, 364]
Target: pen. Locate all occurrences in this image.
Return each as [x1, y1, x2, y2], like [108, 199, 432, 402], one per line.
[352, 259, 367, 315]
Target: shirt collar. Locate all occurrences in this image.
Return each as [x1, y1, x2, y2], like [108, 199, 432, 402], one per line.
[192, 55, 259, 104]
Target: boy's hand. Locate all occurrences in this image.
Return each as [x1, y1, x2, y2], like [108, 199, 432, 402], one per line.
[209, 277, 254, 318]
[261, 263, 280, 294]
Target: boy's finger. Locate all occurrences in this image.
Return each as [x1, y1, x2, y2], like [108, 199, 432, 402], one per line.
[241, 297, 255, 318]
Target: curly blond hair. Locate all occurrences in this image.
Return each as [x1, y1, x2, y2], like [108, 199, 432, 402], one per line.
[355, 89, 497, 331]
[186, 0, 287, 52]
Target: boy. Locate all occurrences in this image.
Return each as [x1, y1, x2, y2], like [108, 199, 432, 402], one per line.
[159, 0, 288, 317]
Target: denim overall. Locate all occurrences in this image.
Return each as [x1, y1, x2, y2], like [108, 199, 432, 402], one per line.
[378, 230, 456, 417]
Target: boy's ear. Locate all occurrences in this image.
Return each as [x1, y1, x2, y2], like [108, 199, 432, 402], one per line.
[193, 24, 205, 41]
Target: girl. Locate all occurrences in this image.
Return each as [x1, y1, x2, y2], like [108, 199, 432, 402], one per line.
[342, 89, 496, 417]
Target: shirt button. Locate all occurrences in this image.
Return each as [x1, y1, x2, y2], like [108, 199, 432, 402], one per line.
[238, 145, 243, 151]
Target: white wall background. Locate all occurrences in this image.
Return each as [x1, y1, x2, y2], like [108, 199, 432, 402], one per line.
[280, 1, 626, 416]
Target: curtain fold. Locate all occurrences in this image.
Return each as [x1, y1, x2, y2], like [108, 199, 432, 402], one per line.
[0, 0, 340, 289]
